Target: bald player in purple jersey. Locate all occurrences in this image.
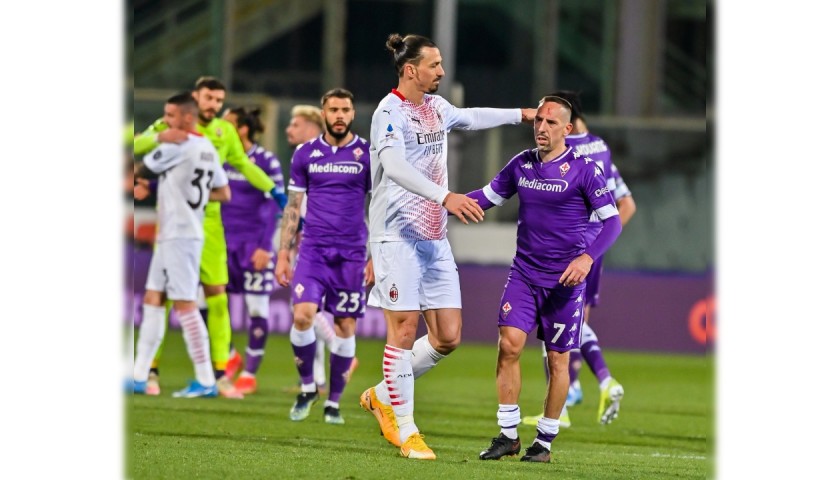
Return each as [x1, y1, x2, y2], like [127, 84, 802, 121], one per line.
[275, 88, 374, 425]
[473, 95, 622, 463]
[521, 90, 636, 428]
[219, 106, 284, 395]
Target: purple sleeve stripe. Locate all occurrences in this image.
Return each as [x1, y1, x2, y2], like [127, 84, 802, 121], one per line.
[584, 215, 621, 260]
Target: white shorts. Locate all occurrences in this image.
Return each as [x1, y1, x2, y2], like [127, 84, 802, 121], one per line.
[368, 239, 462, 311]
[145, 238, 203, 302]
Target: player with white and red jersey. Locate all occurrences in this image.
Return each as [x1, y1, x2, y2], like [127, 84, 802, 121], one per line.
[131, 92, 231, 399]
[359, 32, 536, 461]
[368, 90, 518, 241]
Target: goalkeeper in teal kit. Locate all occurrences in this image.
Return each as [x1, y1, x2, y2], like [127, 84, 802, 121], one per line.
[134, 76, 287, 397]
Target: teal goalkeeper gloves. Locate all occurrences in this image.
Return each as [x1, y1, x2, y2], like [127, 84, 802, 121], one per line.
[270, 187, 288, 209]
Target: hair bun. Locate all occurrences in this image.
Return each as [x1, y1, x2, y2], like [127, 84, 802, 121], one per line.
[385, 33, 404, 53]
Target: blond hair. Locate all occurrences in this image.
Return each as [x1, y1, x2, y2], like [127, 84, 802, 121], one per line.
[290, 105, 324, 132]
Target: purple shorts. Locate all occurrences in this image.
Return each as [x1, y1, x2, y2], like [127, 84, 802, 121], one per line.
[498, 270, 585, 353]
[291, 244, 367, 319]
[226, 241, 276, 295]
[584, 255, 604, 307]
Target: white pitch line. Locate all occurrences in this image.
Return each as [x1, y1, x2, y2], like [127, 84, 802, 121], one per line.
[614, 451, 707, 461]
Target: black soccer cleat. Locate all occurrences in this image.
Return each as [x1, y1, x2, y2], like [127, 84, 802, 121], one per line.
[323, 405, 345, 425]
[479, 434, 521, 460]
[520, 442, 551, 463]
[289, 391, 320, 421]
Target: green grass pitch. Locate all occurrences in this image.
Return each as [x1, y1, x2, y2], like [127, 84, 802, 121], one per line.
[128, 332, 712, 479]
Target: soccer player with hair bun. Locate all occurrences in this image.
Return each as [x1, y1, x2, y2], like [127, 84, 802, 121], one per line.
[360, 32, 536, 460]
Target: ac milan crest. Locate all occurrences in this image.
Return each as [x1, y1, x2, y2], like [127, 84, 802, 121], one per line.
[353, 147, 363, 160]
[559, 162, 570, 176]
[389, 284, 399, 302]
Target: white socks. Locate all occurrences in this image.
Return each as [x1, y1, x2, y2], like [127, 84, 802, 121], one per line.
[331, 335, 356, 358]
[312, 312, 334, 386]
[289, 325, 316, 347]
[536, 416, 561, 450]
[383, 345, 417, 443]
[374, 335, 446, 405]
[581, 321, 598, 345]
[497, 404, 521, 439]
[133, 305, 166, 383]
[177, 308, 215, 387]
[410, 335, 445, 380]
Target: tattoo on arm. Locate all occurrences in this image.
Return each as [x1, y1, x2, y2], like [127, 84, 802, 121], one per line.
[279, 191, 303, 251]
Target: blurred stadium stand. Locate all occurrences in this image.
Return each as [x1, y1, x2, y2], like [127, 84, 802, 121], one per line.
[130, 0, 710, 273]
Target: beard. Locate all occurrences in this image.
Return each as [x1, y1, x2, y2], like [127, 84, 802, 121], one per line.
[425, 77, 442, 94]
[198, 109, 217, 124]
[326, 120, 353, 141]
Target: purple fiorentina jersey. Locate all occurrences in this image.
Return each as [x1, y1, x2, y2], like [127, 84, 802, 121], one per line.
[482, 147, 616, 288]
[565, 132, 631, 247]
[220, 144, 284, 250]
[287, 134, 371, 249]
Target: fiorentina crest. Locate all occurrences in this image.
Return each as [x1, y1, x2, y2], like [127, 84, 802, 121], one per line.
[353, 147, 364, 160]
[559, 162, 570, 176]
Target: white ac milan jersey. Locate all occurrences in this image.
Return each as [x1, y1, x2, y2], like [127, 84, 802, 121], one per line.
[368, 90, 519, 242]
[143, 133, 227, 241]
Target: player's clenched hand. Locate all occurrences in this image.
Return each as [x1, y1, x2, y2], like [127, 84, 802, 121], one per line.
[134, 177, 150, 200]
[443, 193, 484, 224]
[520, 108, 537, 123]
[558, 253, 594, 287]
[157, 128, 189, 144]
[251, 248, 271, 271]
[364, 258, 375, 286]
[274, 250, 294, 287]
